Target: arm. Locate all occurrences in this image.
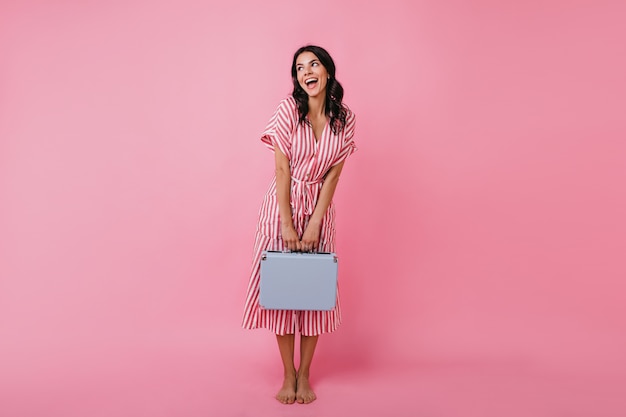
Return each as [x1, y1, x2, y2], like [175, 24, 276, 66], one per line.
[274, 146, 302, 252]
[300, 161, 345, 251]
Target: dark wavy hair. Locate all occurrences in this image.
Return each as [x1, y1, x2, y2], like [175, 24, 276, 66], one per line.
[291, 45, 348, 134]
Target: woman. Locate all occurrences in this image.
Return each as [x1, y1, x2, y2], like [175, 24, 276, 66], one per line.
[242, 45, 356, 404]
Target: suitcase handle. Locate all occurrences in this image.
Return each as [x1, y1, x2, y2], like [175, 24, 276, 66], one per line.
[262, 250, 337, 263]
[267, 250, 332, 255]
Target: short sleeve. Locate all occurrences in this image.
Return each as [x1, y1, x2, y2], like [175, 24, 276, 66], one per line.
[260, 97, 297, 159]
[332, 110, 357, 166]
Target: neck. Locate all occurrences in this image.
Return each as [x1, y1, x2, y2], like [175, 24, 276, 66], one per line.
[308, 95, 326, 118]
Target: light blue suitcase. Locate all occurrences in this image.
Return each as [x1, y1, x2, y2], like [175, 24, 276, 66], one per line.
[259, 251, 338, 311]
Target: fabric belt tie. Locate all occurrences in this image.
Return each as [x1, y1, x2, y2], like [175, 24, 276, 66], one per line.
[291, 177, 322, 216]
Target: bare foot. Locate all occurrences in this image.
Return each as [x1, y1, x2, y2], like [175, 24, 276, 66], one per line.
[295, 374, 316, 404]
[276, 373, 296, 404]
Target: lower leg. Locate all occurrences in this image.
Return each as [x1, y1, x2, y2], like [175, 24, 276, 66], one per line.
[296, 335, 319, 404]
[275, 334, 297, 404]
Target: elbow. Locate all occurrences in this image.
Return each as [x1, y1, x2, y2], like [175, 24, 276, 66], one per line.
[323, 169, 342, 184]
[323, 162, 345, 184]
[275, 165, 291, 180]
[323, 173, 341, 187]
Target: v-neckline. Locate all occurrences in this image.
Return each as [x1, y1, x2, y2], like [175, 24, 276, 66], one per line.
[309, 117, 328, 143]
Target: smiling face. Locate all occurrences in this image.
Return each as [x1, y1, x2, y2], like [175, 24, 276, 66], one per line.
[295, 51, 329, 98]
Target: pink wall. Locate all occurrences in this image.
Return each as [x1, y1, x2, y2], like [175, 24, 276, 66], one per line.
[1, 0, 625, 393]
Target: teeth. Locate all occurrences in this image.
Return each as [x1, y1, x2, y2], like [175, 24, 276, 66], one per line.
[305, 78, 318, 85]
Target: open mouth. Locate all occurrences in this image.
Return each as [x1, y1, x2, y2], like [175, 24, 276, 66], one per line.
[304, 78, 318, 89]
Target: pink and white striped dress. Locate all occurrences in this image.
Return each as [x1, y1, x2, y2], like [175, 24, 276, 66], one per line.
[242, 96, 357, 336]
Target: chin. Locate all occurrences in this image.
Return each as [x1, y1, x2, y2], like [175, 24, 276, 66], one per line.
[306, 89, 325, 98]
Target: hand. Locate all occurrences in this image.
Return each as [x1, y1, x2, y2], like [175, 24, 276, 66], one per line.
[281, 223, 302, 252]
[301, 221, 321, 252]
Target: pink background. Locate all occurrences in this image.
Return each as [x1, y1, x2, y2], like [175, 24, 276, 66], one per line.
[1, 1, 625, 416]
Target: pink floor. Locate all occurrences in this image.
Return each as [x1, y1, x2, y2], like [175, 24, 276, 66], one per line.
[2, 326, 624, 417]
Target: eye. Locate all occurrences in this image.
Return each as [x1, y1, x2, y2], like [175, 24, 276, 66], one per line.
[312, 62, 319, 67]
[297, 67, 303, 71]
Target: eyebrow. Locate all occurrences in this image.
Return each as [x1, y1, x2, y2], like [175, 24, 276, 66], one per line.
[296, 59, 319, 67]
